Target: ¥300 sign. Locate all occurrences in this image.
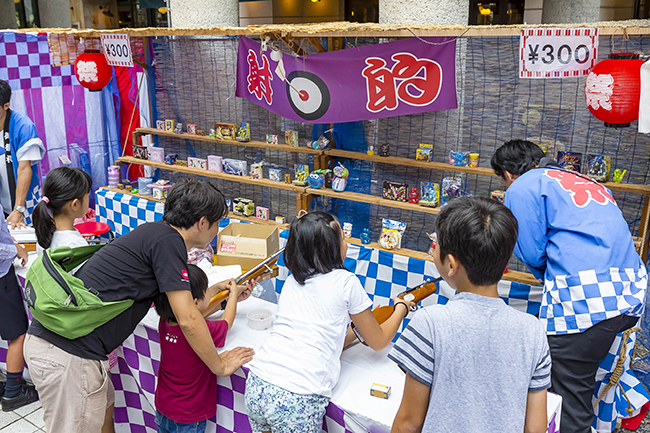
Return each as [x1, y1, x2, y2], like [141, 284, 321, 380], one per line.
[519, 28, 599, 79]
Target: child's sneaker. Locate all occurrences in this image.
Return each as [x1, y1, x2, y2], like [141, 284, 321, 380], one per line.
[1, 384, 38, 412]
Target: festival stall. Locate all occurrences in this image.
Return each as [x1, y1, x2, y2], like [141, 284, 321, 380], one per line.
[2, 18, 650, 433]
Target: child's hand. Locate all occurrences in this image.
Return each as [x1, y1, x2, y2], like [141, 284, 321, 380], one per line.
[392, 297, 417, 317]
[15, 244, 28, 267]
[236, 277, 259, 302]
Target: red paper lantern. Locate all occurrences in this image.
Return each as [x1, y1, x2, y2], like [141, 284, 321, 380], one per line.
[74, 49, 112, 92]
[585, 53, 645, 128]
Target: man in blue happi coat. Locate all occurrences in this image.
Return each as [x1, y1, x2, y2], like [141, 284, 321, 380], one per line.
[0, 80, 45, 228]
[491, 139, 647, 433]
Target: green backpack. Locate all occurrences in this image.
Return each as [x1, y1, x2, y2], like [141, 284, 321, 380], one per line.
[23, 245, 134, 340]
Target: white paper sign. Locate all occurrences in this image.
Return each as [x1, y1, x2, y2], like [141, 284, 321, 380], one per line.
[519, 28, 598, 79]
[100, 34, 133, 67]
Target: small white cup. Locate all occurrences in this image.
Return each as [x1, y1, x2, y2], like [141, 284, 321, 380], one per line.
[247, 309, 273, 330]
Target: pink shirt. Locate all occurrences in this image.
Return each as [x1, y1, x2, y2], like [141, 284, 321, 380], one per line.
[155, 318, 228, 423]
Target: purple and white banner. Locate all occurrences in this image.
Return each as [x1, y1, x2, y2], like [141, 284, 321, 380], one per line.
[236, 36, 457, 124]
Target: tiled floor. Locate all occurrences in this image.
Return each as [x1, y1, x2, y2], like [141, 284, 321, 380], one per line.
[0, 400, 44, 432]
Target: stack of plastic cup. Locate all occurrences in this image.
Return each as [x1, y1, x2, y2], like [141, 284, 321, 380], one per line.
[108, 166, 120, 188]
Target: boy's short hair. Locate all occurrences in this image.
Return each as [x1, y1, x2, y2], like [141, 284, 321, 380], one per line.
[435, 197, 518, 286]
[0, 80, 11, 106]
[154, 264, 209, 322]
[490, 139, 545, 178]
[163, 179, 227, 229]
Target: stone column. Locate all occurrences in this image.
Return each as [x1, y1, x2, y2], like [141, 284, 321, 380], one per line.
[542, 0, 600, 24]
[0, 0, 17, 29]
[39, 0, 72, 28]
[379, 0, 469, 25]
[169, 0, 239, 27]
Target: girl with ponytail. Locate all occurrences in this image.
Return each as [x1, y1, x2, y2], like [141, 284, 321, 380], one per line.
[33, 167, 93, 253]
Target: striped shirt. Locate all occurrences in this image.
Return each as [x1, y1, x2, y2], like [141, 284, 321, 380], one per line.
[389, 292, 551, 433]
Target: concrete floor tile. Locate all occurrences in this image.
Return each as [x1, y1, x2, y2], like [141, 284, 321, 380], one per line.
[23, 410, 43, 430]
[11, 402, 41, 418]
[0, 419, 39, 433]
[0, 412, 19, 429]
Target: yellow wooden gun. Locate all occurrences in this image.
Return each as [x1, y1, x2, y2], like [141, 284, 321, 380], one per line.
[201, 248, 284, 317]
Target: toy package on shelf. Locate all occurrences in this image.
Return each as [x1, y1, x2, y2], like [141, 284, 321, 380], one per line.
[469, 153, 479, 168]
[285, 129, 299, 147]
[236, 123, 251, 142]
[250, 162, 263, 180]
[420, 182, 440, 207]
[332, 162, 349, 192]
[173, 123, 183, 134]
[133, 145, 148, 160]
[586, 154, 611, 182]
[222, 159, 247, 176]
[208, 155, 223, 172]
[148, 180, 172, 200]
[266, 134, 278, 145]
[557, 151, 582, 172]
[308, 170, 331, 189]
[416, 143, 433, 161]
[269, 168, 282, 182]
[187, 124, 197, 135]
[449, 151, 469, 167]
[188, 157, 207, 170]
[379, 219, 406, 250]
[156, 120, 165, 130]
[382, 181, 408, 202]
[256, 206, 269, 220]
[148, 147, 164, 163]
[441, 176, 462, 205]
[233, 198, 255, 217]
[214, 123, 237, 140]
[293, 164, 309, 186]
[164, 119, 174, 132]
[165, 153, 178, 165]
[309, 135, 330, 150]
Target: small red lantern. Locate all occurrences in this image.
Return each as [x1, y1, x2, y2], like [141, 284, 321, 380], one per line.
[74, 49, 112, 92]
[585, 53, 645, 128]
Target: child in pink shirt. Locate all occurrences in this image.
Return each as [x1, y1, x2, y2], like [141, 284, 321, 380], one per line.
[153, 264, 245, 433]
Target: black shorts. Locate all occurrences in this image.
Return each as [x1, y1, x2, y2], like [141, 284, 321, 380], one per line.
[0, 265, 28, 340]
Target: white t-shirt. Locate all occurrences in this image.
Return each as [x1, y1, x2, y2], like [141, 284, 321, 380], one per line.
[36, 229, 88, 273]
[248, 269, 372, 397]
[0, 128, 43, 213]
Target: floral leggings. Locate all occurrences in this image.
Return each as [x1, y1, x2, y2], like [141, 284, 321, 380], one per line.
[244, 373, 329, 433]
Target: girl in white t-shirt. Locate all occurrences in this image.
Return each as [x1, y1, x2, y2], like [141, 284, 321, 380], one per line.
[245, 211, 414, 433]
[33, 167, 92, 253]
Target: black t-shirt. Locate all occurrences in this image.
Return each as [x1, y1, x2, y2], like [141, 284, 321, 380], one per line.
[28, 221, 190, 360]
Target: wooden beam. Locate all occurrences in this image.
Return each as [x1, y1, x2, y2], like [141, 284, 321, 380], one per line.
[306, 37, 326, 53]
[278, 34, 308, 57]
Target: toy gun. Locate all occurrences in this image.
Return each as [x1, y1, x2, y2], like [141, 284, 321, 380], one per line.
[201, 248, 284, 317]
[352, 276, 443, 344]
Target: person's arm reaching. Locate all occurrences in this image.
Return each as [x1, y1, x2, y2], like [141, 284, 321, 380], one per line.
[524, 390, 548, 433]
[350, 297, 415, 351]
[7, 160, 32, 228]
[220, 280, 247, 330]
[391, 373, 430, 433]
[166, 289, 254, 376]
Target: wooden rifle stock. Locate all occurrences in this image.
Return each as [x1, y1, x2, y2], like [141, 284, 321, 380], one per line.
[353, 276, 443, 344]
[201, 248, 284, 317]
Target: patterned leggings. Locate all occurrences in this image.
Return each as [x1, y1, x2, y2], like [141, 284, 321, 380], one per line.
[244, 373, 329, 433]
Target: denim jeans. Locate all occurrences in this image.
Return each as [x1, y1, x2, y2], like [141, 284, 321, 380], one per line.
[155, 411, 207, 433]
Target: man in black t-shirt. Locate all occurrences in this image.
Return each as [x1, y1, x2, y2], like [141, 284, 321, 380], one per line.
[23, 179, 255, 433]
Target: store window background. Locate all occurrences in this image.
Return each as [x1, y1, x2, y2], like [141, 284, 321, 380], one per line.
[14, 0, 40, 28]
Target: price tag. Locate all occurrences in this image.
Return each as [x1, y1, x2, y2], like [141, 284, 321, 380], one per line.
[519, 28, 598, 79]
[100, 34, 133, 67]
[220, 243, 237, 253]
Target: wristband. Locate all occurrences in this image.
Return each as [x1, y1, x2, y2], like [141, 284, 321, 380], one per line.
[393, 301, 409, 318]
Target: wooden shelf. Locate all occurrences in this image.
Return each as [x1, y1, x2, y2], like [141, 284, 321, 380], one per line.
[137, 127, 650, 195]
[135, 127, 322, 155]
[325, 148, 497, 177]
[304, 187, 441, 215]
[116, 156, 306, 192]
[345, 237, 541, 286]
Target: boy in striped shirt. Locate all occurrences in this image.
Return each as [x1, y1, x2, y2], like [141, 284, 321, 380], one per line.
[389, 197, 551, 433]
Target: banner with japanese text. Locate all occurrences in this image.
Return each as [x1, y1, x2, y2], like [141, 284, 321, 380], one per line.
[236, 36, 457, 124]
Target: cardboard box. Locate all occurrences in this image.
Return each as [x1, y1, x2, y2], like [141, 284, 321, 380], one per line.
[216, 223, 279, 270]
